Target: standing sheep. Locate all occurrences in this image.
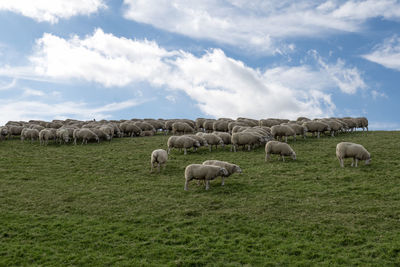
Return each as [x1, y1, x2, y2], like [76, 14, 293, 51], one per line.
[271, 125, 296, 142]
[265, 141, 296, 162]
[202, 160, 242, 186]
[73, 128, 99, 145]
[167, 136, 201, 155]
[39, 129, 56, 145]
[21, 128, 39, 143]
[184, 164, 228, 190]
[56, 128, 70, 144]
[302, 121, 330, 138]
[0, 126, 8, 141]
[336, 142, 371, 167]
[196, 133, 224, 151]
[231, 132, 264, 152]
[151, 149, 168, 172]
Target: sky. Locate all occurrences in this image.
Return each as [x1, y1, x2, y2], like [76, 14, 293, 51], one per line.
[0, 0, 399, 130]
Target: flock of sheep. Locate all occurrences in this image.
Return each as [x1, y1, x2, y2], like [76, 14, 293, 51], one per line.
[0, 116, 371, 190]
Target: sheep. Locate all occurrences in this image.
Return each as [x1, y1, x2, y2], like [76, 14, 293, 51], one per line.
[302, 121, 330, 138]
[271, 125, 296, 142]
[39, 129, 56, 145]
[21, 128, 39, 143]
[0, 126, 8, 141]
[283, 123, 307, 139]
[228, 121, 248, 133]
[202, 119, 216, 133]
[90, 128, 111, 141]
[213, 132, 232, 149]
[212, 120, 229, 132]
[56, 128, 70, 144]
[134, 121, 156, 133]
[99, 125, 114, 140]
[196, 133, 224, 151]
[336, 142, 371, 167]
[7, 125, 24, 139]
[339, 118, 357, 132]
[119, 122, 142, 137]
[231, 132, 264, 152]
[73, 128, 99, 145]
[202, 160, 242, 186]
[172, 122, 195, 135]
[184, 164, 228, 190]
[186, 134, 209, 150]
[321, 120, 343, 137]
[195, 118, 206, 131]
[355, 117, 369, 131]
[151, 149, 168, 172]
[167, 136, 200, 155]
[140, 130, 155, 137]
[259, 119, 280, 127]
[265, 141, 296, 162]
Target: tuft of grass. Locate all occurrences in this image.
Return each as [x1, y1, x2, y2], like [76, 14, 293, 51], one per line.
[1, 131, 400, 265]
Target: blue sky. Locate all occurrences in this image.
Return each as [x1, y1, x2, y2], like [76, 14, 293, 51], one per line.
[0, 0, 399, 129]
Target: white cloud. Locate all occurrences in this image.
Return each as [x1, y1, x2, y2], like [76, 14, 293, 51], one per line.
[0, 99, 145, 125]
[0, 78, 17, 90]
[362, 35, 400, 71]
[369, 121, 400, 131]
[22, 88, 45, 97]
[371, 90, 388, 99]
[0, 0, 106, 24]
[123, 0, 400, 53]
[0, 29, 367, 120]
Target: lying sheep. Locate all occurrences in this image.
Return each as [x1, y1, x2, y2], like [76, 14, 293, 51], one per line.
[151, 149, 168, 172]
[202, 160, 242, 186]
[167, 136, 200, 155]
[271, 125, 296, 142]
[73, 128, 99, 145]
[265, 141, 296, 162]
[21, 128, 39, 143]
[56, 128, 70, 144]
[231, 132, 264, 152]
[184, 164, 228, 190]
[336, 142, 371, 167]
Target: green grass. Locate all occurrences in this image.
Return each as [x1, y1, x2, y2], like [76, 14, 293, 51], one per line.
[1, 131, 400, 266]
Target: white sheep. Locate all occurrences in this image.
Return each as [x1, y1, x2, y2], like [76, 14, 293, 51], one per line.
[202, 160, 242, 186]
[0, 126, 8, 141]
[265, 141, 296, 162]
[172, 122, 194, 135]
[167, 136, 200, 155]
[184, 164, 228, 190]
[39, 129, 56, 145]
[151, 149, 168, 172]
[73, 128, 99, 145]
[271, 125, 296, 142]
[56, 128, 70, 144]
[336, 142, 371, 167]
[21, 128, 39, 143]
[196, 133, 224, 151]
[231, 132, 264, 152]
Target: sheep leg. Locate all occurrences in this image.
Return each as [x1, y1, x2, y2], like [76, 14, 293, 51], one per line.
[282, 155, 285, 162]
[205, 180, 210, 190]
[74, 138, 77, 145]
[294, 135, 296, 141]
[339, 158, 344, 168]
[184, 180, 189, 191]
[209, 146, 212, 152]
[157, 163, 160, 172]
[355, 158, 358, 167]
[285, 136, 288, 143]
[221, 176, 225, 186]
[265, 153, 269, 162]
[247, 144, 251, 151]
[184, 148, 187, 155]
[167, 148, 171, 154]
[331, 131, 335, 137]
[233, 145, 237, 152]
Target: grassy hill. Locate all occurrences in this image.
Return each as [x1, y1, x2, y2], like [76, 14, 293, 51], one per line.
[1, 131, 400, 265]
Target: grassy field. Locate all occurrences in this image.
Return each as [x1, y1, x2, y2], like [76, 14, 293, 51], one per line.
[1, 131, 400, 266]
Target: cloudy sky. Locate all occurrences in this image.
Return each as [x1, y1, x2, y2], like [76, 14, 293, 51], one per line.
[0, 0, 399, 129]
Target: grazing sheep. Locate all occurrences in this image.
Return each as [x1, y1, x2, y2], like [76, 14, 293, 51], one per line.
[184, 164, 228, 190]
[119, 122, 142, 137]
[90, 128, 111, 141]
[151, 149, 168, 172]
[231, 132, 264, 152]
[212, 120, 229, 132]
[265, 141, 296, 162]
[283, 123, 307, 139]
[213, 132, 232, 149]
[99, 125, 114, 140]
[134, 121, 156, 133]
[7, 125, 24, 139]
[355, 117, 369, 131]
[339, 118, 357, 132]
[39, 129, 56, 145]
[0, 126, 8, 140]
[196, 133, 224, 151]
[186, 134, 209, 150]
[167, 136, 200, 155]
[172, 122, 195, 135]
[203, 119, 216, 133]
[271, 125, 296, 142]
[202, 160, 242, 186]
[56, 128, 70, 144]
[21, 128, 39, 143]
[302, 121, 330, 138]
[73, 128, 99, 145]
[336, 142, 371, 167]
[321, 120, 343, 137]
